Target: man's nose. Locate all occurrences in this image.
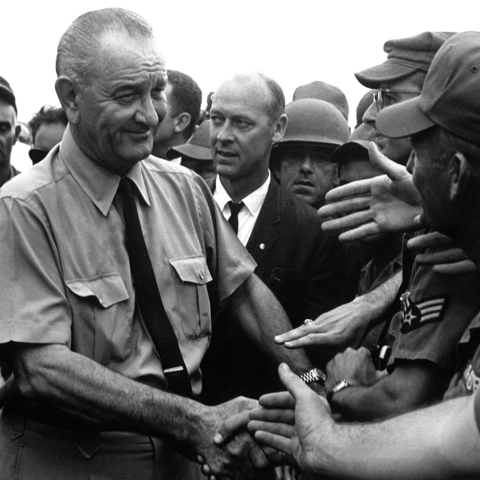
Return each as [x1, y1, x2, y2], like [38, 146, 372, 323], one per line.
[136, 96, 160, 127]
[362, 100, 378, 129]
[216, 122, 234, 143]
[300, 155, 314, 172]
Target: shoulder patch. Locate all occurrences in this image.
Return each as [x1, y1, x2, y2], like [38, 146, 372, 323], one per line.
[400, 291, 450, 334]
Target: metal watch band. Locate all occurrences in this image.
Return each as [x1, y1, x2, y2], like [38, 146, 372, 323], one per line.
[326, 379, 351, 402]
[300, 368, 326, 385]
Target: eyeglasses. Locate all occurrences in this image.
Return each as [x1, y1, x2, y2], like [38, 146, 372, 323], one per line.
[373, 88, 422, 111]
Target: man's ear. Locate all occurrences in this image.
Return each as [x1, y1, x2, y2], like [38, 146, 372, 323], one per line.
[55, 76, 81, 125]
[450, 153, 473, 202]
[272, 114, 288, 143]
[173, 112, 192, 135]
[13, 124, 21, 145]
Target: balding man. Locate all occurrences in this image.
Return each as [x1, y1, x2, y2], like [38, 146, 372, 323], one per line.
[201, 73, 347, 406]
[0, 9, 316, 480]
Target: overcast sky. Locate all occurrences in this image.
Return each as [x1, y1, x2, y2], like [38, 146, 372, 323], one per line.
[4, 0, 479, 128]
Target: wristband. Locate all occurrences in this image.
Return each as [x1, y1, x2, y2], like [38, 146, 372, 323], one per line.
[300, 368, 326, 385]
[326, 379, 351, 403]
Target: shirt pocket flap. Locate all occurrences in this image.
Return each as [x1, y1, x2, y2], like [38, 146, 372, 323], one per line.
[169, 256, 213, 285]
[66, 274, 129, 308]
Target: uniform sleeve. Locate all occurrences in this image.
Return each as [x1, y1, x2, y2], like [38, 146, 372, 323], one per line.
[475, 388, 480, 434]
[0, 197, 72, 346]
[392, 258, 480, 374]
[192, 175, 257, 303]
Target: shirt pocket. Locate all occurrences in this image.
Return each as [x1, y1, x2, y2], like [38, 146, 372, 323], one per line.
[65, 273, 130, 364]
[169, 255, 213, 340]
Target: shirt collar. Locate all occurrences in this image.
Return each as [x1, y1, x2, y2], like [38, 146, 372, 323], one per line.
[214, 171, 271, 217]
[59, 126, 151, 216]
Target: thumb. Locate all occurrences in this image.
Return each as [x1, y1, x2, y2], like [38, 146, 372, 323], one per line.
[278, 363, 315, 403]
[368, 142, 409, 181]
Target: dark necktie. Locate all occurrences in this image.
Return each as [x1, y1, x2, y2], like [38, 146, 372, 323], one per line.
[119, 177, 193, 398]
[228, 201, 244, 235]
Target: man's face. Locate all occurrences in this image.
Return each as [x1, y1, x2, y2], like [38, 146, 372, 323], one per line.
[408, 130, 451, 233]
[153, 83, 176, 158]
[275, 145, 338, 208]
[210, 78, 281, 183]
[363, 75, 422, 165]
[0, 100, 19, 171]
[74, 35, 167, 173]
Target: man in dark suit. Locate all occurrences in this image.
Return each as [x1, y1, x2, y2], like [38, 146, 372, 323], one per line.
[200, 72, 348, 404]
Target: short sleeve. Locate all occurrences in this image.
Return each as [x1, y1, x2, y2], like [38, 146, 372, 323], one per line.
[0, 196, 72, 346]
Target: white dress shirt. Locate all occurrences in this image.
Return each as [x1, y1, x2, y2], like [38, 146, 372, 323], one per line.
[213, 172, 271, 246]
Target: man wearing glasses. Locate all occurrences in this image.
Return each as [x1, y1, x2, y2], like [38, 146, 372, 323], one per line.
[359, 32, 453, 165]
[275, 31, 480, 422]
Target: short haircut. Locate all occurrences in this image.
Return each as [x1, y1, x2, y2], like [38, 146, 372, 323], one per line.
[413, 125, 480, 170]
[167, 70, 202, 139]
[28, 106, 68, 142]
[226, 72, 285, 123]
[56, 8, 154, 90]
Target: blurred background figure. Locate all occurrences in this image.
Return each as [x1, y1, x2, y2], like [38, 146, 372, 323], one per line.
[167, 120, 216, 182]
[293, 80, 349, 123]
[28, 106, 67, 164]
[152, 69, 202, 160]
[0, 75, 21, 187]
[351, 90, 376, 142]
[271, 98, 349, 209]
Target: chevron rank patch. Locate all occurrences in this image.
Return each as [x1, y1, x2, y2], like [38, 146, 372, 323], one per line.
[400, 291, 449, 334]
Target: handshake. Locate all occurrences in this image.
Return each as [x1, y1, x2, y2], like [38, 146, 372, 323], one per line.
[195, 364, 326, 480]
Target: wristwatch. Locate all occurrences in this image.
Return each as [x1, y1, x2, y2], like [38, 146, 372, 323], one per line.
[326, 379, 351, 402]
[300, 368, 326, 386]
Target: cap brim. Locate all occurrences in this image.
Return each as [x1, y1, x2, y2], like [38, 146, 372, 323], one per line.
[355, 62, 419, 89]
[330, 141, 370, 164]
[376, 96, 435, 139]
[167, 144, 212, 161]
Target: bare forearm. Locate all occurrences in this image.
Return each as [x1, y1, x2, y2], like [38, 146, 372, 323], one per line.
[9, 343, 205, 447]
[229, 274, 314, 375]
[318, 396, 480, 480]
[353, 270, 401, 330]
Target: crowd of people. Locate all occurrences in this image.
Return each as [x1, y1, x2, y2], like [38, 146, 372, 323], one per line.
[0, 7, 479, 480]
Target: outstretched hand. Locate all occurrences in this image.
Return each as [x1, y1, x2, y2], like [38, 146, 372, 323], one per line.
[319, 144, 424, 242]
[274, 300, 372, 354]
[407, 231, 477, 275]
[248, 364, 335, 476]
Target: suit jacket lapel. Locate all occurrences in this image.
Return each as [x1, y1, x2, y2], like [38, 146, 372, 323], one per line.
[246, 179, 280, 264]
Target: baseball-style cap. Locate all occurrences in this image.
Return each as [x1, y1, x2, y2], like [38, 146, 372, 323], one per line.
[355, 32, 455, 89]
[167, 120, 212, 160]
[377, 32, 480, 145]
[0, 76, 17, 113]
[330, 140, 371, 164]
[293, 80, 349, 121]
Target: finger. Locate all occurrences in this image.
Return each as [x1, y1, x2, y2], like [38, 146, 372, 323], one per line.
[278, 363, 318, 405]
[275, 466, 284, 480]
[406, 231, 454, 250]
[249, 408, 295, 425]
[368, 143, 410, 181]
[318, 195, 371, 219]
[324, 178, 373, 203]
[321, 209, 373, 233]
[254, 430, 292, 457]
[415, 248, 467, 265]
[337, 222, 381, 242]
[248, 420, 295, 438]
[214, 410, 251, 444]
[433, 259, 477, 275]
[257, 391, 295, 409]
[284, 332, 333, 349]
[275, 319, 327, 344]
[248, 441, 270, 470]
